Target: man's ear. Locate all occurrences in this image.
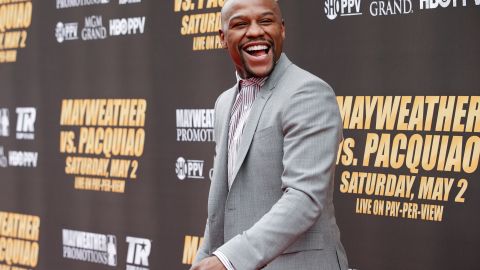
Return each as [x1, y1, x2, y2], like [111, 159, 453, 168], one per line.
[219, 29, 227, 49]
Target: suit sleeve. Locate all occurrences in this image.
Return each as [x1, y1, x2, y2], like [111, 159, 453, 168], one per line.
[216, 79, 343, 269]
[192, 220, 211, 265]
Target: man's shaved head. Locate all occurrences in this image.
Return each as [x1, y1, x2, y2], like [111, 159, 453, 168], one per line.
[221, 0, 282, 30]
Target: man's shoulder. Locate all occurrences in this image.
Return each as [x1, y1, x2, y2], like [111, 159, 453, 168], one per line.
[214, 85, 236, 111]
[218, 85, 236, 100]
[280, 62, 335, 96]
[221, 84, 237, 95]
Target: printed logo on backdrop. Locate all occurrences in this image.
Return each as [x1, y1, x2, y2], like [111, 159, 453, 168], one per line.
[369, 0, 413, 16]
[126, 236, 152, 270]
[325, 0, 480, 19]
[82, 15, 108, 41]
[56, 0, 147, 43]
[62, 229, 117, 266]
[0, 212, 41, 270]
[174, 0, 224, 51]
[0, 108, 9, 137]
[324, 0, 362, 20]
[119, 0, 143, 5]
[176, 109, 214, 142]
[325, 0, 415, 19]
[0, 146, 38, 169]
[109, 17, 146, 37]
[56, 0, 145, 9]
[59, 99, 147, 193]
[8, 150, 38, 168]
[56, 0, 110, 9]
[176, 157, 206, 180]
[420, 0, 480, 10]
[55, 22, 79, 43]
[62, 231, 152, 269]
[0, 107, 39, 169]
[0, 146, 7, 168]
[0, 0, 33, 63]
[16, 107, 36, 140]
[336, 96, 480, 222]
[55, 17, 146, 43]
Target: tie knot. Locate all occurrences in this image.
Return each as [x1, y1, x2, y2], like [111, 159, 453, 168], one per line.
[240, 77, 267, 88]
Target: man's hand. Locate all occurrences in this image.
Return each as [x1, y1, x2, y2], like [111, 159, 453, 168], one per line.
[190, 256, 227, 270]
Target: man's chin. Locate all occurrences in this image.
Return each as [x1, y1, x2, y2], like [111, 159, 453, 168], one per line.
[240, 49, 276, 78]
[245, 63, 274, 78]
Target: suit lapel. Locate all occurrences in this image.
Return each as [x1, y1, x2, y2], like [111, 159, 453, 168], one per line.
[231, 88, 273, 183]
[209, 87, 237, 216]
[230, 53, 292, 185]
[216, 87, 237, 181]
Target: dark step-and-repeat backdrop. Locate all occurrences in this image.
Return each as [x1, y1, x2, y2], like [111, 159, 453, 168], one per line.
[0, 1, 479, 269]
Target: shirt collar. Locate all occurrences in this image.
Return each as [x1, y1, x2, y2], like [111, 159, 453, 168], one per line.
[235, 72, 268, 91]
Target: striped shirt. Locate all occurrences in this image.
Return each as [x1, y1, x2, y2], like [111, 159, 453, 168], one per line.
[227, 75, 268, 189]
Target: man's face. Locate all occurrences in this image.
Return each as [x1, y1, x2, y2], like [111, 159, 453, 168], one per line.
[220, 0, 285, 79]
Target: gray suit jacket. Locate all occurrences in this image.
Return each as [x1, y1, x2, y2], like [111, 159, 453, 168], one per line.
[194, 54, 348, 270]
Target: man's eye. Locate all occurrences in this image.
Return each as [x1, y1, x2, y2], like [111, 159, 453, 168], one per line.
[259, 19, 273, 24]
[233, 22, 247, 28]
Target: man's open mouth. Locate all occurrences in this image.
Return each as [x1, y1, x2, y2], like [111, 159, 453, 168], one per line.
[243, 44, 271, 57]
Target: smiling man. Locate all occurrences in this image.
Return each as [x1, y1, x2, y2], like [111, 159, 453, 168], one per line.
[191, 0, 348, 269]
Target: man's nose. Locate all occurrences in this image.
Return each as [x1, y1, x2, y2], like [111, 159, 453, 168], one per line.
[246, 22, 265, 38]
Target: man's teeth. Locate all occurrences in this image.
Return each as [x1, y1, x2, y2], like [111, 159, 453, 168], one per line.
[245, 45, 269, 52]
